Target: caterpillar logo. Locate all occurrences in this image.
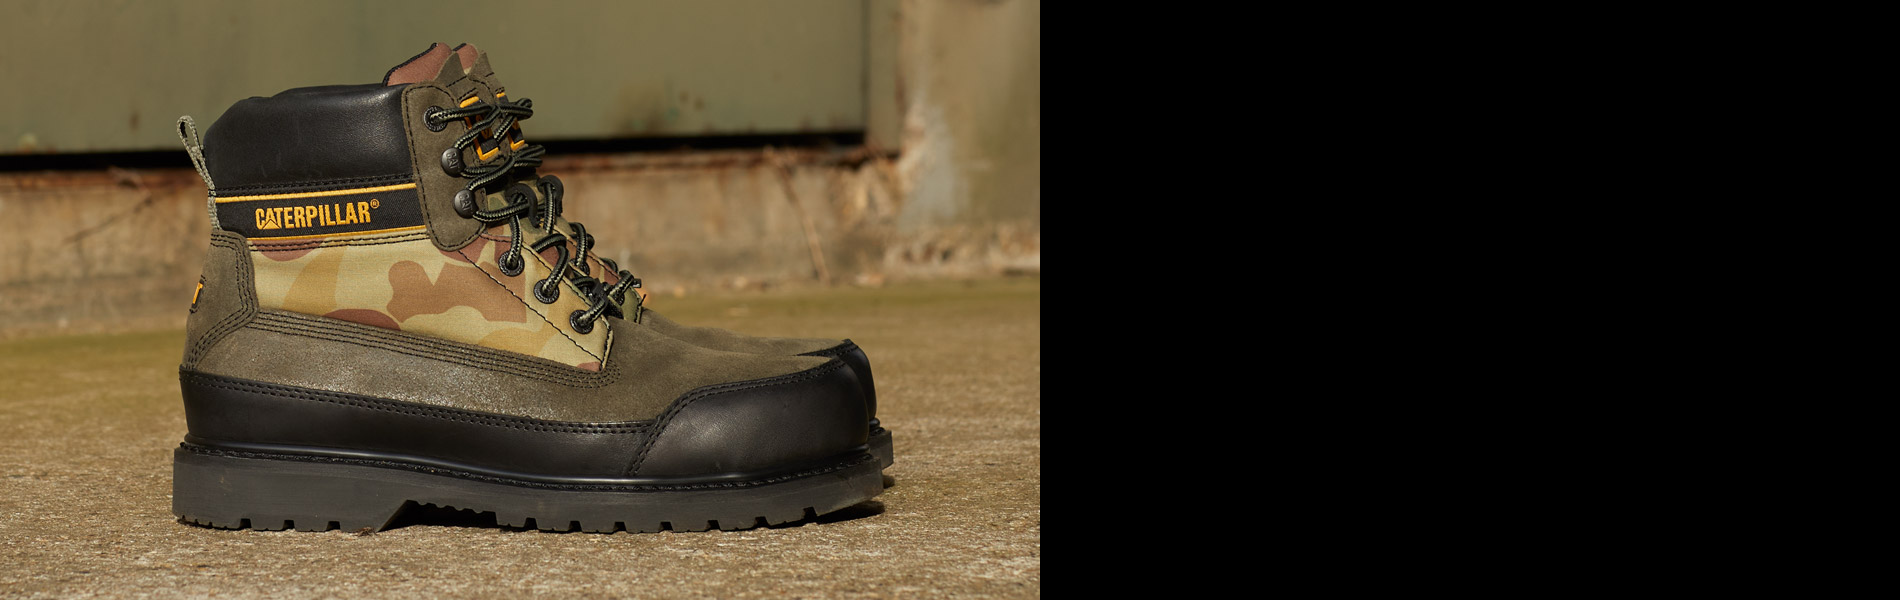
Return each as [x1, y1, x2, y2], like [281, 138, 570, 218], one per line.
[213, 182, 424, 241]
[256, 200, 376, 230]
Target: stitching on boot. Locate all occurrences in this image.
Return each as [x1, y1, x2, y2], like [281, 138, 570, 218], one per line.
[243, 320, 605, 385]
[798, 341, 866, 360]
[182, 371, 648, 433]
[456, 247, 604, 363]
[253, 311, 594, 374]
[247, 231, 431, 251]
[244, 310, 615, 386]
[623, 360, 848, 477]
[212, 174, 414, 196]
[184, 232, 258, 369]
[797, 340, 859, 359]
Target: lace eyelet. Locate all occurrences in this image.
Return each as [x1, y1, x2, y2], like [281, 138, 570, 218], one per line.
[569, 310, 595, 334]
[505, 182, 537, 203]
[499, 252, 524, 277]
[534, 278, 561, 304]
[424, 107, 447, 132]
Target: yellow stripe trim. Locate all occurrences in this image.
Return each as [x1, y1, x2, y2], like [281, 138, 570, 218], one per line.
[460, 96, 482, 108]
[215, 183, 418, 203]
[249, 225, 427, 242]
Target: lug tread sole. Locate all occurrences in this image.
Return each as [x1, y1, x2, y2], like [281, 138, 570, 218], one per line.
[172, 445, 883, 534]
[870, 427, 895, 469]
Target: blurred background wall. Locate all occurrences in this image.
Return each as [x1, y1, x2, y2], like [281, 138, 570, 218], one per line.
[0, 0, 1039, 339]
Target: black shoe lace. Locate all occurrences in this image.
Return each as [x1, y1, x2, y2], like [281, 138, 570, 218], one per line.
[425, 95, 642, 334]
[563, 220, 641, 308]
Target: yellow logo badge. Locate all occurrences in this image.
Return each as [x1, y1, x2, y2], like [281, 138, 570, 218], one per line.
[255, 201, 374, 231]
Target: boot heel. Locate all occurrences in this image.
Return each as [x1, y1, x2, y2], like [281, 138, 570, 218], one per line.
[172, 446, 407, 532]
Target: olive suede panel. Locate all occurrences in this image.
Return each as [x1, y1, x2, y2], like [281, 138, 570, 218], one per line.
[181, 229, 257, 371]
[191, 314, 835, 423]
[467, 51, 501, 97]
[401, 53, 487, 251]
[639, 309, 841, 356]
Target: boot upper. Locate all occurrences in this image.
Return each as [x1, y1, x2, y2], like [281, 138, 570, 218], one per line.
[185, 44, 859, 425]
[199, 45, 612, 370]
[180, 45, 873, 481]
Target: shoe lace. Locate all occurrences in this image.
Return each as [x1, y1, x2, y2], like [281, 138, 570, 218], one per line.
[425, 95, 642, 334]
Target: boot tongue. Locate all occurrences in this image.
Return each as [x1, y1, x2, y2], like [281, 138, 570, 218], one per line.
[426, 51, 469, 87]
[457, 44, 507, 97]
[454, 44, 483, 78]
[384, 42, 454, 86]
[465, 47, 530, 150]
[458, 45, 534, 166]
[382, 42, 482, 89]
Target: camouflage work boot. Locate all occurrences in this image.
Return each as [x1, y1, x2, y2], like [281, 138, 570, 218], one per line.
[170, 43, 880, 533]
[441, 44, 894, 470]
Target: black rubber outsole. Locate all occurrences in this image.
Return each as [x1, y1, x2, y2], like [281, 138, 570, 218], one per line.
[172, 444, 884, 533]
[870, 427, 895, 470]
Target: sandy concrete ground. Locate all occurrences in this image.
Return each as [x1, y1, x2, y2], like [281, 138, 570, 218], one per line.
[0, 278, 1040, 599]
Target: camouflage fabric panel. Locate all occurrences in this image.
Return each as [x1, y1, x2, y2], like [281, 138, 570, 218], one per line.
[249, 227, 610, 371]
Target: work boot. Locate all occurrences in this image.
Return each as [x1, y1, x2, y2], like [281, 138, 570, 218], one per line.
[442, 44, 894, 469]
[171, 43, 880, 533]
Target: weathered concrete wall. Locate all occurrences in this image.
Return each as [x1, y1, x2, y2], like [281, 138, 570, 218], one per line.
[0, 0, 1039, 338]
[1, 0, 871, 152]
[0, 170, 211, 339]
[884, 0, 1042, 282]
[537, 145, 1040, 293]
[891, 0, 1042, 232]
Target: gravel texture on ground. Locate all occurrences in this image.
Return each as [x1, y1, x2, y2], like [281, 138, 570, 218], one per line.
[0, 278, 1041, 599]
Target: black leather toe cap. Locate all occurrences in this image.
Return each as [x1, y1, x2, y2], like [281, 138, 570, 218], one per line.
[802, 340, 877, 422]
[634, 358, 868, 477]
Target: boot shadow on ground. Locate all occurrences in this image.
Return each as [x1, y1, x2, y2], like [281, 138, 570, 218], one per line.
[375, 500, 887, 534]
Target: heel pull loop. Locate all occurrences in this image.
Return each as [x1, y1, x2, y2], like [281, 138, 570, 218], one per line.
[177, 116, 218, 228]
